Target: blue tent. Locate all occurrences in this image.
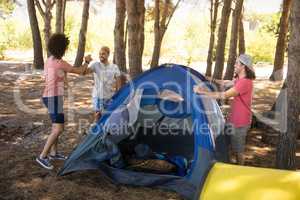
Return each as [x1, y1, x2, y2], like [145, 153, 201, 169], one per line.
[58, 64, 228, 199]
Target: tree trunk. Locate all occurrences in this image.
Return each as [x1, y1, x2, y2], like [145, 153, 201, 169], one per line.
[213, 0, 232, 79]
[55, 0, 65, 33]
[224, 0, 244, 80]
[150, 0, 181, 68]
[150, 36, 163, 68]
[238, 9, 245, 55]
[74, 0, 90, 67]
[114, 0, 127, 73]
[27, 0, 44, 69]
[126, 0, 145, 78]
[124, 18, 128, 60]
[150, 0, 161, 68]
[270, 0, 293, 81]
[44, 0, 53, 57]
[139, 2, 145, 69]
[276, 0, 300, 170]
[55, 0, 63, 33]
[206, 0, 219, 77]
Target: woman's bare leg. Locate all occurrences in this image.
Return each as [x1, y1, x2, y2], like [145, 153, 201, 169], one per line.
[40, 123, 64, 158]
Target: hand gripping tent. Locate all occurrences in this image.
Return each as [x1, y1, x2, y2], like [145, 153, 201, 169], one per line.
[58, 64, 228, 200]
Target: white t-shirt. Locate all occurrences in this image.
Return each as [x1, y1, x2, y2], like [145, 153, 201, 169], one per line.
[88, 61, 121, 99]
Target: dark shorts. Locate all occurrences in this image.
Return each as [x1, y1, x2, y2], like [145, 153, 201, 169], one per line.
[42, 96, 64, 124]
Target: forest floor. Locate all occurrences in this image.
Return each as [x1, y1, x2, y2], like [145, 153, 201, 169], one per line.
[0, 62, 299, 200]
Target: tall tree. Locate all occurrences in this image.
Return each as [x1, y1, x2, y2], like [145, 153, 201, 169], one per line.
[150, 0, 181, 68]
[206, 0, 220, 77]
[74, 0, 90, 67]
[212, 0, 232, 79]
[270, 0, 293, 81]
[55, 0, 66, 33]
[27, 0, 44, 69]
[224, 0, 244, 80]
[238, 8, 245, 55]
[276, 0, 300, 170]
[114, 0, 127, 73]
[35, 0, 55, 57]
[126, 0, 145, 78]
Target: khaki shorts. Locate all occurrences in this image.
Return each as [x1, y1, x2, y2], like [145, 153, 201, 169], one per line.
[226, 124, 250, 153]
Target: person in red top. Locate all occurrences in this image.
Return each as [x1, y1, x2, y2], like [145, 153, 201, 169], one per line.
[36, 33, 92, 170]
[194, 54, 256, 165]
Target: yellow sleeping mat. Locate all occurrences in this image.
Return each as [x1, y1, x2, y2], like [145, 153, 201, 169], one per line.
[200, 162, 300, 200]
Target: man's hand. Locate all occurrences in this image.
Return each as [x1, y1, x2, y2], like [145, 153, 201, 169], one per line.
[158, 89, 184, 102]
[81, 54, 93, 75]
[193, 85, 209, 94]
[112, 82, 117, 92]
[205, 76, 213, 82]
[84, 54, 93, 64]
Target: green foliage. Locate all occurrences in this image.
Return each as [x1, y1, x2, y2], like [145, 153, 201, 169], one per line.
[0, 1, 279, 65]
[145, 0, 174, 22]
[0, 22, 7, 59]
[64, 2, 114, 54]
[259, 12, 281, 36]
[0, 0, 15, 18]
[245, 12, 281, 37]
[0, 17, 33, 58]
[183, 16, 209, 63]
[243, 12, 280, 63]
[64, 14, 81, 51]
[0, 42, 5, 59]
[0, 18, 32, 50]
[246, 31, 276, 63]
[244, 12, 267, 22]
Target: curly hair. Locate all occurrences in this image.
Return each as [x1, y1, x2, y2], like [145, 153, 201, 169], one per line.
[47, 33, 69, 59]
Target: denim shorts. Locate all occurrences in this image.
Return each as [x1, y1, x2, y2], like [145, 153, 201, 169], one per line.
[42, 96, 64, 124]
[92, 97, 111, 112]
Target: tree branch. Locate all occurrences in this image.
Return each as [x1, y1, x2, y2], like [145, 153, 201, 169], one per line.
[41, 0, 46, 7]
[209, 0, 214, 30]
[35, 0, 45, 20]
[50, 0, 56, 9]
[164, 0, 181, 33]
[154, 0, 160, 31]
[160, 0, 168, 30]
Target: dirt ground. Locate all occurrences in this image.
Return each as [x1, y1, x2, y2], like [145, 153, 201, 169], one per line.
[0, 63, 299, 200]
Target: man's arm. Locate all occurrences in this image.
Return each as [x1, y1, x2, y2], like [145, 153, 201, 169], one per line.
[223, 80, 234, 88]
[69, 62, 89, 75]
[70, 54, 93, 75]
[206, 76, 234, 88]
[193, 85, 239, 99]
[115, 75, 122, 91]
[82, 66, 93, 75]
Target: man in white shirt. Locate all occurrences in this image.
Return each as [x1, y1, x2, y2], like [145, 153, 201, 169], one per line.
[83, 46, 122, 122]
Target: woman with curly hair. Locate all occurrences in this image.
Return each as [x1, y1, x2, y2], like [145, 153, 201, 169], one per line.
[36, 33, 92, 170]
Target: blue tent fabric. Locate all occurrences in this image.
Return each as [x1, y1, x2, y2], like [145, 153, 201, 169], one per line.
[58, 64, 227, 200]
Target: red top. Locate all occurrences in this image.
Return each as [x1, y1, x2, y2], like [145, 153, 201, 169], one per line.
[228, 78, 253, 128]
[43, 56, 73, 97]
